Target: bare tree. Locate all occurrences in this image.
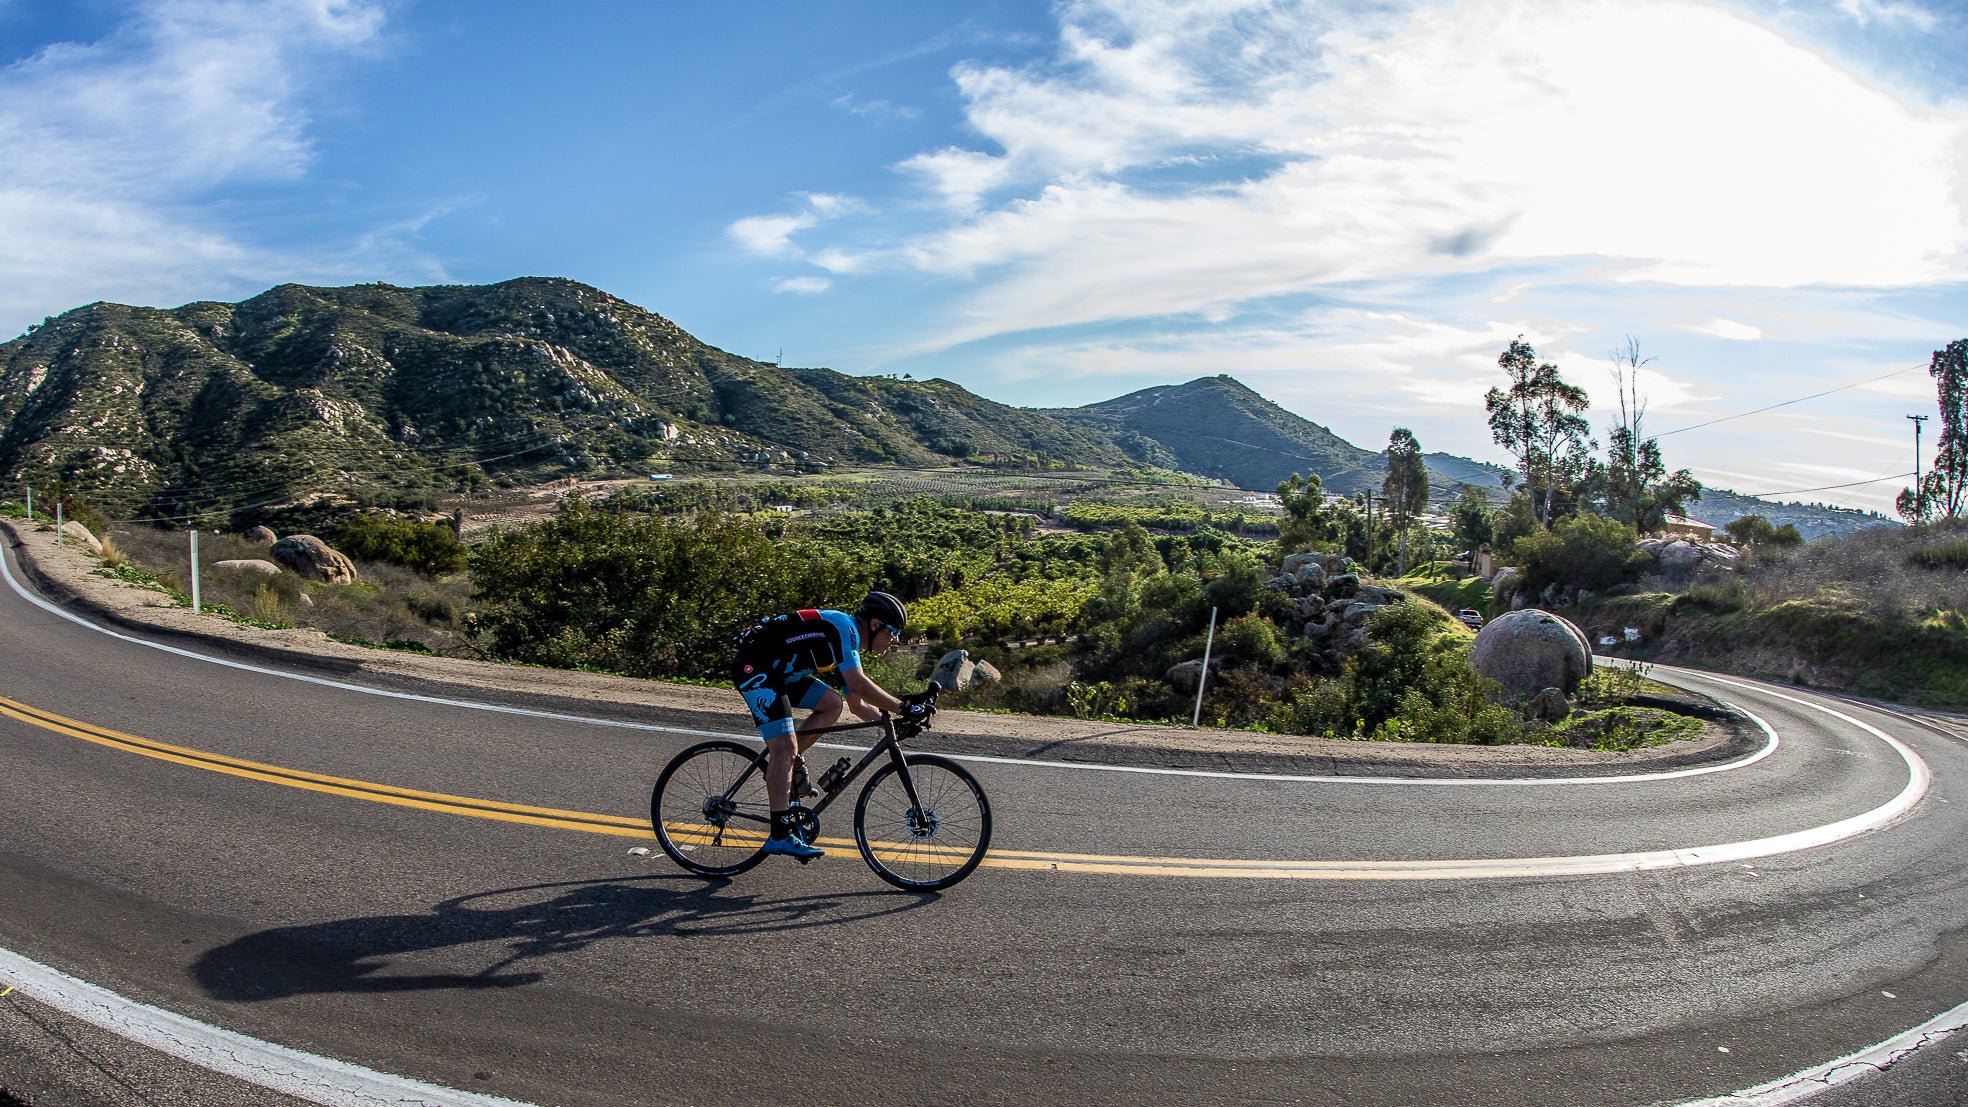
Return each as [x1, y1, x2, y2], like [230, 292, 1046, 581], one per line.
[1603, 336, 1699, 533]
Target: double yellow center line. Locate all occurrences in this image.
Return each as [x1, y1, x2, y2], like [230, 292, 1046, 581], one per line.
[2, 691, 1904, 881]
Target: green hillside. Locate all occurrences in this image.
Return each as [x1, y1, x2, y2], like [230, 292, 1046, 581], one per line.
[0, 278, 1129, 526]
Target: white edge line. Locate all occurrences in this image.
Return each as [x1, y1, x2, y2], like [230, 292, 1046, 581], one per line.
[0, 541, 1775, 788]
[1674, 997, 1968, 1106]
[0, 946, 538, 1107]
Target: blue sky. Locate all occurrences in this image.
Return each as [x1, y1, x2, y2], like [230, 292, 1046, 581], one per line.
[3, 0, 1965, 514]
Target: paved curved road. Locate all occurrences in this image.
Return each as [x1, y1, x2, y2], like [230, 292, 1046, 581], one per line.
[1, 536, 1966, 1107]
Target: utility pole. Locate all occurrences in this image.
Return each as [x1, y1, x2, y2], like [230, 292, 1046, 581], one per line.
[1909, 414, 1929, 521]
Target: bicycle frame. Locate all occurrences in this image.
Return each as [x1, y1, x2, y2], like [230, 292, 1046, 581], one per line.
[712, 714, 927, 831]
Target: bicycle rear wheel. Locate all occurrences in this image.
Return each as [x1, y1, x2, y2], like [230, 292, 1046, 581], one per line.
[651, 740, 771, 877]
[854, 753, 992, 891]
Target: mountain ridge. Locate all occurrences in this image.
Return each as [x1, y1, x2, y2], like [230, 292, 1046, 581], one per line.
[0, 278, 1888, 538]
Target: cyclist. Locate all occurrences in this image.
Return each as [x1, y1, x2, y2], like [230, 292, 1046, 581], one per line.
[731, 591, 934, 860]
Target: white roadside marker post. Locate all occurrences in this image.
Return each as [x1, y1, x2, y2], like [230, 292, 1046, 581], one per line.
[1192, 606, 1218, 728]
[55, 503, 62, 546]
[189, 529, 201, 614]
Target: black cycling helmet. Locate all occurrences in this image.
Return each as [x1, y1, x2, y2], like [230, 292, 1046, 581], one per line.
[858, 590, 908, 632]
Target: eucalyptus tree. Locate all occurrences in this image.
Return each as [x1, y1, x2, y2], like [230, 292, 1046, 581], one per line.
[1382, 427, 1428, 574]
[1485, 336, 1594, 528]
[1899, 338, 1968, 522]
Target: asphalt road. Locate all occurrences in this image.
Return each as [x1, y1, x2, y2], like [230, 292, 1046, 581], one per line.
[1, 537, 1966, 1107]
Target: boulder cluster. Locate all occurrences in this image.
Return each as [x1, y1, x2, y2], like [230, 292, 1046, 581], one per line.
[1262, 551, 1409, 667]
[1493, 538, 1741, 609]
[209, 530, 359, 585]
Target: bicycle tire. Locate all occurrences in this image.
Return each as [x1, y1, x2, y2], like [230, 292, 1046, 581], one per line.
[651, 740, 772, 878]
[853, 753, 992, 891]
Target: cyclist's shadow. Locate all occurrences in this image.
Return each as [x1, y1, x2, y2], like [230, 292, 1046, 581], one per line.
[192, 876, 936, 1002]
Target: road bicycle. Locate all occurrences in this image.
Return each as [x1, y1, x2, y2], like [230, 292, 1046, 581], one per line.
[650, 683, 993, 890]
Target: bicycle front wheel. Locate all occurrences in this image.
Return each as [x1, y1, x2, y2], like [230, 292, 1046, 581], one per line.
[651, 740, 771, 878]
[854, 754, 992, 891]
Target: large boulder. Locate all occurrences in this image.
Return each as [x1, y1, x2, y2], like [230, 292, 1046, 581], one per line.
[1658, 541, 1704, 571]
[213, 559, 281, 576]
[270, 534, 357, 584]
[55, 520, 102, 553]
[244, 525, 278, 544]
[1470, 609, 1593, 703]
[1524, 687, 1572, 723]
[1490, 566, 1521, 604]
[928, 649, 977, 692]
[1164, 658, 1218, 693]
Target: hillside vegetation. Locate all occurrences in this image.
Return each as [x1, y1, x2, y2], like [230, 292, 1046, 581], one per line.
[1568, 521, 1968, 708]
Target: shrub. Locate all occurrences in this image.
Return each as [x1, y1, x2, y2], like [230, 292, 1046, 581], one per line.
[468, 502, 869, 679]
[1511, 513, 1646, 596]
[337, 514, 468, 576]
[1212, 614, 1290, 672]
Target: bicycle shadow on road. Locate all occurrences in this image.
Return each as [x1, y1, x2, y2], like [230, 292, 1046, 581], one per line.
[191, 875, 938, 1002]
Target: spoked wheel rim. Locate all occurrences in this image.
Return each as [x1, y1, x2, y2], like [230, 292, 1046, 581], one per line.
[651, 741, 772, 877]
[854, 754, 992, 891]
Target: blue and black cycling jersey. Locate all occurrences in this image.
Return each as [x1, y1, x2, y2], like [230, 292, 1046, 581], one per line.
[731, 609, 863, 739]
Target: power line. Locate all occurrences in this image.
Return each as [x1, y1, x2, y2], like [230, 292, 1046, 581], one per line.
[1740, 470, 1914, 499]
[1655, 364, 1925, 438]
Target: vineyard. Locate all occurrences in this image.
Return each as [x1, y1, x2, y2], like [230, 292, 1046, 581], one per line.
[910, 574, 1100, 641]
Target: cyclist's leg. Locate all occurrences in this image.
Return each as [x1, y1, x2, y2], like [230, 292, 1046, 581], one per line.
[790, 678, 845, 757]
[736, 667, 799, 811]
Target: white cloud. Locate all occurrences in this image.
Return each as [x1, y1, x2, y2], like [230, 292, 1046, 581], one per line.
[726, 192, 866, 258]
[1689, 318, 1764, 341]
[1833, 0, 1939, 30]
[830, 93, 921, 121]
[824, 0, 1968, 352]
[0, 0, 394, 332]
[772, 276, 833, 295]
[728, 213, 817, 258]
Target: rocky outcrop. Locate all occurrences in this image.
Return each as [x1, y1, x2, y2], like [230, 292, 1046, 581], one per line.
[245, 525, 277, 544]
[270, 535, 357, 584]
[1470, 610, 1592, 703]
[1258, 551, 1406, 674]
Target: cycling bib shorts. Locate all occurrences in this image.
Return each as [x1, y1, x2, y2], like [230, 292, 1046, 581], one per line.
[731, 609, 863, 739]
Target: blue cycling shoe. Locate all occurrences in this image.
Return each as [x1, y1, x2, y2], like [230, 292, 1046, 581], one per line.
[762, 834, 825, 861]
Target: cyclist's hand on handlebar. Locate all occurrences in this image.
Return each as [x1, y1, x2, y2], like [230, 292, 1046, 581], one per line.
[898, 687, 938, 726]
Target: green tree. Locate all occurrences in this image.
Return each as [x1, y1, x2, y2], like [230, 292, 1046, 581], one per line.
[1723, 514, 1803, 549]
[1510, 512, 1645, 596]
[1275, 472, 1333, 552]
[1486, 337, 1593, 529]
[337, 513, 468, 576]
[1382, 427, 1428, 575]
[1450, 483, 1496, 554]
[1899, 338, 1968, 521]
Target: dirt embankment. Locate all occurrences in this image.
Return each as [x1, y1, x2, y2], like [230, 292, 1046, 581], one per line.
[1, 518, 1759, 778]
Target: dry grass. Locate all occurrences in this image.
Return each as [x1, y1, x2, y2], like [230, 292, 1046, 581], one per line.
[106, 523, 476, 655]
[1618, 519, 1968, 707]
